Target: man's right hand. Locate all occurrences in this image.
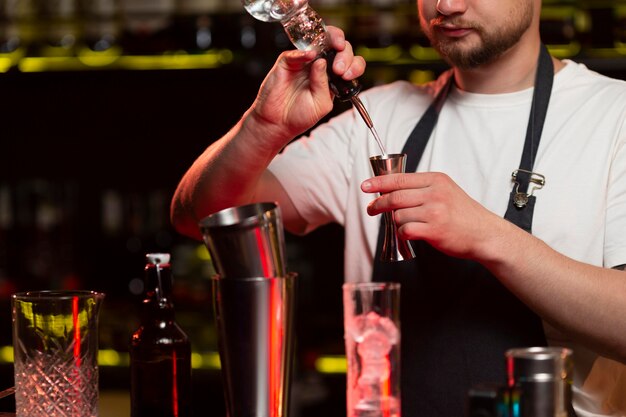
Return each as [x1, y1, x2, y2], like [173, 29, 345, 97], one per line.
[242, 26, 366, 152]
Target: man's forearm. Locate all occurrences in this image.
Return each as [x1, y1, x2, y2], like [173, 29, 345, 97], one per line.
[170, 115, 285, 239]
[481, 218, 626, 363]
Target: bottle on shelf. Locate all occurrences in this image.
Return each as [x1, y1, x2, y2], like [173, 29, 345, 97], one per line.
[119, 0, 177, 54]
[130, 253, 192, 417]
[39, 0, 79, 55]
[172, 0, 222, 52]
[0, 0, 22, 53]
[82, 0, 121, 52]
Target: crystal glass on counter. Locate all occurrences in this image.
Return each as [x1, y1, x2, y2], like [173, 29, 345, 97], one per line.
[343, 282, 401, 417]
[12, 290, 105, 417]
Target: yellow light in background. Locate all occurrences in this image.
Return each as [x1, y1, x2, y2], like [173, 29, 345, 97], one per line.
[0, 47, 26, 72]
[0, 57, 12, 73]
[188, 351, 222, 370]
[198, 351, 221, 370]
[0, 346, 13, 363]
[574, 9, 591, 34]
[615, 41, 626, 55]
[546, 42, 581, 58]
[408, 45, 441, 62]
[409, 69, 435, 86]
[98, 349, 128, 367]
[117, 50, 233, 71]
[315, 355, 347, 374]
[16, 50, 234, 72]
[19, 56, 80, 72]
[77, 46, 123, 67]
[191, 352, 203, 369]
[196, 244, 211, 261]
[356, 45, 403, 62]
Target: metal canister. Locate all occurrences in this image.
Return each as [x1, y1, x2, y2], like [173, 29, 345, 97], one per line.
[505, 347, 574, 417]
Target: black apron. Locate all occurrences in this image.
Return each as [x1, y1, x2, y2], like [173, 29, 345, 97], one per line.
[372, 45, 553, 417]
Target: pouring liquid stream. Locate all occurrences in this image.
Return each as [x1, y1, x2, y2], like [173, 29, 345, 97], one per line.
[351, 95, 387, 156]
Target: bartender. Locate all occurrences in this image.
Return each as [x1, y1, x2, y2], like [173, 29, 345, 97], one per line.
[170, 0, 626, 415]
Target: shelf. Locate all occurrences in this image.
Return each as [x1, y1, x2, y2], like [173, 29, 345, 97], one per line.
[0, 47, 234, 73]
[3, 43, 626, 75]
[1, 0, 624, 73]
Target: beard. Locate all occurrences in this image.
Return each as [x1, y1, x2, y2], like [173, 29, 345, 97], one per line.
[421, 2, 534, 70]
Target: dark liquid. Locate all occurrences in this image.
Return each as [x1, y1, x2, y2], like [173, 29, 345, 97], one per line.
[351, 95, 387, 155]
[132, 258, 192, 417]
[130, 346, 192, 417]
[321, 50, 387, 155]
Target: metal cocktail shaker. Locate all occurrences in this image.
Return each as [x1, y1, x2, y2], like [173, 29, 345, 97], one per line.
[199, 202, 287, 279]
[200, 202, 296, 417]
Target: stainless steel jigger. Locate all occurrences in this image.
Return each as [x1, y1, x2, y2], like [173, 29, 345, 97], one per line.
[199, 202, 296, 417]
[370, 153, 416, 262]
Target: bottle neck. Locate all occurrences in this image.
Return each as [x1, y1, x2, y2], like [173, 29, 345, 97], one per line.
[142, 263, 176, 320]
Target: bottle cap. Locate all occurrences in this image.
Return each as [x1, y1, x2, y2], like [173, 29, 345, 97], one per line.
[146, 253, 171, 265]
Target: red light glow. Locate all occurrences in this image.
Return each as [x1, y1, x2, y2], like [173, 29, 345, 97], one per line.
[72, 296, 81, 367]
[172, 350, 179, 417]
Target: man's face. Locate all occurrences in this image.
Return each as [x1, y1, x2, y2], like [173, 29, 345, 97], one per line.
[418, 0, 534, 69]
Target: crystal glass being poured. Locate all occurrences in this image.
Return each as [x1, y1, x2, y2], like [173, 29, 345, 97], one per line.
[242, 0, 387, 155]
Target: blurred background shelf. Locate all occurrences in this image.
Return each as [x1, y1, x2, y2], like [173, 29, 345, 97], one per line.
[1, 0, 626, 77]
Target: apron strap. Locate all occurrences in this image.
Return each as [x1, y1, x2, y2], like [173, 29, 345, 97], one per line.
[402, 74, 454, 173]
[398, 44, 553, 234]
[504, 44, 554, 232]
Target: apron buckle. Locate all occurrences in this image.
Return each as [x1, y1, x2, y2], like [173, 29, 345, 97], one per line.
[511, 169, 546, 208]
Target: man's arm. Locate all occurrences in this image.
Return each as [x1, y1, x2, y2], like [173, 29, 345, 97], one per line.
[170, 133, 306, 240]
[362, 171, 626, 363]
[481, 217, 626, 364]
[170, 28, 365, 239]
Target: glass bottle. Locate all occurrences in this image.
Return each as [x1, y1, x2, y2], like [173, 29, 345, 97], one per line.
[242, 0, 360, 100]
[130, 253, 192, 417]
[39, 0, 79, 55]
[242, 0, 388, 155]
[82, 0, 120, 52]
[119, 0, 176, 54]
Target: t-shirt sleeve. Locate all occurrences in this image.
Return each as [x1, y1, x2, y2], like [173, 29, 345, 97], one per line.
[268, 109, 359, 233]
[605, 111, 626, 268]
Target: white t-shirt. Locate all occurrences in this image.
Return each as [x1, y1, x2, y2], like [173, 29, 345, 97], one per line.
[268, 60, 626, 415]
